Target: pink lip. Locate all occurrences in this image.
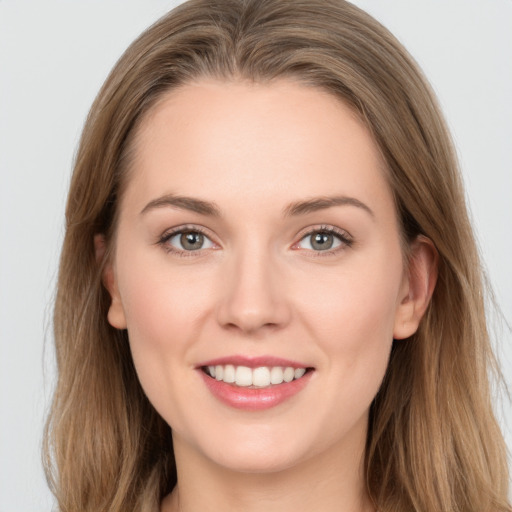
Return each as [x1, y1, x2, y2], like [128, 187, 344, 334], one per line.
[197, 359, 313, 411]
[197, 355, 310, 369]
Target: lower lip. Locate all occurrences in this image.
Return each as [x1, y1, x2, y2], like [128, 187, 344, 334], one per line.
[199, 370, 313, 411]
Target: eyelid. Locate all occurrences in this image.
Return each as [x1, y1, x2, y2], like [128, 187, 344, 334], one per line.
[156, 223, 352, 257]
[291, 225, 353, 254]
[157, 224, 220, 256]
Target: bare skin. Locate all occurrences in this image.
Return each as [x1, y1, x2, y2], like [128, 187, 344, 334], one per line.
[100, 79, 437, 512]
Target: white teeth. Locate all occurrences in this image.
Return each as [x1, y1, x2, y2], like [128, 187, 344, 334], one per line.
[235, 366, 253, 387]
[294, 368, 306, 379]
[206, 364, 308, 387]
[270, 366, 284, 384]
[283, 367, 295, 383]
[252, 367, 270, 387]
[223, 364, 235, 383]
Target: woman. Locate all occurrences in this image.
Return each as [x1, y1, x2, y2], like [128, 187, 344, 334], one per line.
[43, 0, 511, 511]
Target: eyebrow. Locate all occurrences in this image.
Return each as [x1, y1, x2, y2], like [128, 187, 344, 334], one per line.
[283, 196, 374, 218]
[140, 194, 221, 217]
[140, 193, 374, 219]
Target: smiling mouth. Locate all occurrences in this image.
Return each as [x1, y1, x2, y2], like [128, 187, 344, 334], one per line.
[202, 365, 313, 388]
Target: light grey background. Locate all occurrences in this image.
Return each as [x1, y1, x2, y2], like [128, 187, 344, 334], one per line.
[0, 1, 510, 510]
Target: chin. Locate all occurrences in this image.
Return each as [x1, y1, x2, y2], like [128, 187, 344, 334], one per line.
[192, 426, 319, 475]
[210, 447, 305, 475]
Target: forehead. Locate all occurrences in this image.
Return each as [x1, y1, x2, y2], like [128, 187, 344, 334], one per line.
[122, 79, 392, 218]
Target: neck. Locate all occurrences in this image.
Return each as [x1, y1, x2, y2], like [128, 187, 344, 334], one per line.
[162, 426, 374, 512]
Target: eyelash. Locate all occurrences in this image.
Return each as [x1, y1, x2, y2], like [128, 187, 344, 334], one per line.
[293, 225, 353, 256]
[157, 224, 353, 257]
[157, 225, 216, 258]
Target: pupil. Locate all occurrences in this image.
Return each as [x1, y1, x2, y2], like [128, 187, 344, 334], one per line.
[181, 232, 204, 250]
[312, 232, 333, 250]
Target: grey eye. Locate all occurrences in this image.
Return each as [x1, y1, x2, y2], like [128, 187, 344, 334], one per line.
[181, 232, 204, 250]
[298, 231, 343, 251]
[168, 231, 214, 251]
[311, 232, 334, 250]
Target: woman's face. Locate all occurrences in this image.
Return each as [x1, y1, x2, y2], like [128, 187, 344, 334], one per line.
[104, 79, 426, 474]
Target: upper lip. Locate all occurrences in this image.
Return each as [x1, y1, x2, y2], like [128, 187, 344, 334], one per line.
[196, 355, 312, 369]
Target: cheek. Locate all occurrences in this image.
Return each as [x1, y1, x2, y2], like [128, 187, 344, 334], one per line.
[117, 244, 215, 343]
[292, 246, 404, 407]
[113, 246, 218, 406]
[297, 256, 402, 345]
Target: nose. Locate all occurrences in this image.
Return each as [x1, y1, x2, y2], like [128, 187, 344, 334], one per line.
[216, 245, 292, 335]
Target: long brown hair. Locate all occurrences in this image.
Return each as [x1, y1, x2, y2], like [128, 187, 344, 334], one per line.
[44, 1, 511, 511]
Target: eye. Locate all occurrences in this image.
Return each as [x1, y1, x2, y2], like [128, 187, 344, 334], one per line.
[295, 227, 352, 252]
[160, 228, 215, 253]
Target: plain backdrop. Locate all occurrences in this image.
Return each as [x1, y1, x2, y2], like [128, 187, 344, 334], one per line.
[1, 1, 511, 510]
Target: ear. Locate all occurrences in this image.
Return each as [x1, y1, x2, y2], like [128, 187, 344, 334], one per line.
[393, 235, 438, 340]
[94, 234, 127, 330]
